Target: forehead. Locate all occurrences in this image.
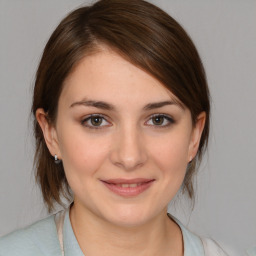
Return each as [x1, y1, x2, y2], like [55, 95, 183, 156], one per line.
[60, 49, 182, 108]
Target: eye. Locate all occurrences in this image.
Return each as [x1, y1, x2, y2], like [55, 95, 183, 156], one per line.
[145, 114, 174, 127]
[81, 114, 111, 129]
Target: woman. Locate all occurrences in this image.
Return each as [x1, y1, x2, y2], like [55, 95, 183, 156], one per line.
[0, 0, 228, 255]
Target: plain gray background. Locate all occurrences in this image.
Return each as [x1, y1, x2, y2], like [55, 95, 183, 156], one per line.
[0, 0, 255, 255]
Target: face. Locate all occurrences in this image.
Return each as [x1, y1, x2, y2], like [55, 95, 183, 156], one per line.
[37, 48, 205, 227]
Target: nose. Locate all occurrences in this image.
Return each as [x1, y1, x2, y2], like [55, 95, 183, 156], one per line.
[109, 125, 147, 171]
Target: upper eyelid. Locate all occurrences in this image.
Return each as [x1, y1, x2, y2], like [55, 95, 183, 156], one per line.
[147, 113, 174, 121]
[148, 113, 172, 117]
[82, 113, 110, 121]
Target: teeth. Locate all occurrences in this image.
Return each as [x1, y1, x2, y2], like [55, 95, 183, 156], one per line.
[116, 183, 142, 188]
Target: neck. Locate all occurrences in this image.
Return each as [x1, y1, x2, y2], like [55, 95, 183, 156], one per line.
[69, 203, 183, 256]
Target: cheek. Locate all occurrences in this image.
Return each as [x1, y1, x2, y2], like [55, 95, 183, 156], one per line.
[147, 131, 190, 182]
[151, 134, 189, 166]
[57, 127, 110, 179]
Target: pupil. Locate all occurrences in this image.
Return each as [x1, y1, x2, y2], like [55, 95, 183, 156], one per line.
[153, 116, 163, 125]
[92, 117, 102, 126]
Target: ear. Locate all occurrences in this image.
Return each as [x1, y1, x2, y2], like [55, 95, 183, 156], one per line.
[36, 108, 62, 159]
[188, 112, 206, 162]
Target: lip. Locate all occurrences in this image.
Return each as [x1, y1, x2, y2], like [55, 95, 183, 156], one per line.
[100, 178, 155, 197]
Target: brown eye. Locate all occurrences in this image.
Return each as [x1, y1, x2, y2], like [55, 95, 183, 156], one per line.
[81, 115, 111, 129]
[91, 116, 103, 126]
[152, 116, 164, 125]
[145, 114, 174, 127]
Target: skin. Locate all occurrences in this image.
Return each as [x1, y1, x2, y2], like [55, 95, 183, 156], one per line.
[37, 47, 206, 256]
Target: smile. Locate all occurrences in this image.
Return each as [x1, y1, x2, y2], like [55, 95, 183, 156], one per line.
[100, 178, 155, 197]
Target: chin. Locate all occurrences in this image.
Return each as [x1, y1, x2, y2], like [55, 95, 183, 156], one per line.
[101, 205, 159, 228]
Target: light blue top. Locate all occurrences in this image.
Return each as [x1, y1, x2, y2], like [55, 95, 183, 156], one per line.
[247, 246, 256, 256]
[0, 211, 205, 256]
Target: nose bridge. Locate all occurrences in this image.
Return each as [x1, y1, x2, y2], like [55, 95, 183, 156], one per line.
[110, 121, 147, 171]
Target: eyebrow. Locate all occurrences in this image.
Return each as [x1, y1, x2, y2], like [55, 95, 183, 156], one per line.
[70, 99, 183, 111]
[143, 100, 183, 110]
[70, 100, 115, 110]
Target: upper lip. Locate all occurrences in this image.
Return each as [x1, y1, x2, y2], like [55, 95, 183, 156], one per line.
[101, 178, 155, 184]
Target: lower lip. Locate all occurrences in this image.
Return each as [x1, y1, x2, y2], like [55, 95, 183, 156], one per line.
[101, 181, 154, 197]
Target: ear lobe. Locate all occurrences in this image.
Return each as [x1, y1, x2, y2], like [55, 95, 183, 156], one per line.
[188, 112, 206, 161]
[36, 108, 61, 158]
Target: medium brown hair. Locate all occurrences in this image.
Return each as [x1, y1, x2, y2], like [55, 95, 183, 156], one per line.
[32, 0, 210, 212]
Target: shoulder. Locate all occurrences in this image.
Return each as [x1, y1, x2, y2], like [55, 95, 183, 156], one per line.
[168, 213, 229, 256]
[0, 214, 61, 256]
[201, 237, 229, 256]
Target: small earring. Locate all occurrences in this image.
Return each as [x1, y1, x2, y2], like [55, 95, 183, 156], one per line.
[54, 154, 61, 164]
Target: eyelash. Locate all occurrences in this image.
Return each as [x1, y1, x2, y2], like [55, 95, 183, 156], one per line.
[81, 114, 175, 129]
[81, 114, 110, 129]
[145, 114, 175, 128]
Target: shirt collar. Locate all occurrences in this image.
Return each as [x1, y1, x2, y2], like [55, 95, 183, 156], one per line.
[63, 209, 84, 256]
[168, 213, 205, 256]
